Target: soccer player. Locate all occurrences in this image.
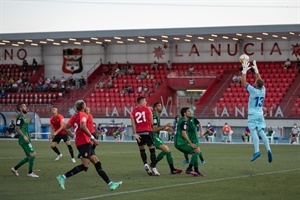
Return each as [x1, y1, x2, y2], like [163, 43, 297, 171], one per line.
[11, 103, 39, 177]
[84, 106, 97, 150]
[97, 124, 108, 141]
[112, 122, 126, 141]
[182, 116, 206, 166]
[130, 96, 160, 176]
[152, 102, 182, 174]
[174, 107, 205, 177]
[56, 100, 122, 191]
[241, 60, 272, 163]
[49, 106, 76, 163]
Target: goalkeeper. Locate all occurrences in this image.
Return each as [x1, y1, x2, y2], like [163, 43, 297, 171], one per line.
[241, 60, 272, 163]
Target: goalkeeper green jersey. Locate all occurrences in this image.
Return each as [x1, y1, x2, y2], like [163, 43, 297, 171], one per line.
[16, 113, 31, 145]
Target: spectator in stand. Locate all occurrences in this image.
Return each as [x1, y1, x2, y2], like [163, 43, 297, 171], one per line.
[22, 59, 28, 72]
[165, 60, 172, 70]
[0, 90, 6, 98]
[137, 84, 143, 93]
[127, 85, 134, 93]
[79, 76, 86, 88]
[107, 78, 113, 88]
[232, 73, 241, 84]
[98, 80, 105, 89]
[283, 58, 291, 69]
[24, 81, 33, 93]
[32, 58, 38, 72]
[104, 62, 112, 74]
[16, 77, 23, 84]
[151, 61, 158, 70]
[203, 123, 216, 142]
[68, 76, 75, 89]
[188, 65, 194, 75]
[290, 123, 300, 144]
[137, 71, 148, 80]
[114, 62, 121, 77]
[8, 77, 14, 86]
[51, 76, 57, 83]
[97, 124, 108, 141]
[50, 81, 58, 92]
[12, 82, 18, 92]
[127, 63, 135, 75]
[154, 80, 161, 89]
[143, 85, 150, 96]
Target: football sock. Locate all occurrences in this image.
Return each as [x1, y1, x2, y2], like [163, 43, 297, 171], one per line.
[149, 148, 156, 168]
[28, 156, 36, 174]
[156, 151, 167, 163]
[94, 161, 110, 184]
[51, 146, 61, 155]
[199, 152, 204, 162]
[15, 157, 29, 170]
[140, 149, 147, 164]
[67, 145, 74, 158]
[65, 164, 88, 178]
[241, 136, 245, 142]
[166, 151, 173, 165]
[258, 129, 271, 151]
[184, 153, 189, 161]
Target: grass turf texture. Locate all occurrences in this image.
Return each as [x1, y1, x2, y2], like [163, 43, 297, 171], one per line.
[0, 140, 299, 200]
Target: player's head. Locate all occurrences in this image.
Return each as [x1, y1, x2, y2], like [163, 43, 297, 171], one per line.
[75, 100, 86, 111]
[51, 106, 58, 115]
[153, 102, 162, 113]
[137, 96, 146, 106]
[180, 107, 191, 118]
[254, 78, 264, 89]
[84, 106, 90, 114]
[17, 103, 28, 114]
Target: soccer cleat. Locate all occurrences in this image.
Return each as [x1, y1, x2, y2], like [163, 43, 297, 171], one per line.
[151, 167, 160, 176]
[186, 170, 199, 176]
[193, 172, 206, 177]
[170, 169, 183, 174]
[267, 150, 273, 163]
[201, 160, 206, 165]
[55, 154, 63, 161]
[144, 164, 153, 176]
[250, 151, 261, 162]
[56, 175, 66, 190]
[109, 181, 122, 191]
[181, 160, 189, 165]
[27, 172, 39, 178]
[71, 158, 76, 163]
[11, 167, 19, 176]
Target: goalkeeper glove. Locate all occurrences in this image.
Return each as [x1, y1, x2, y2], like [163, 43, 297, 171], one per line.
[252, 60, 259, 74]
[241, 61, 250, 74]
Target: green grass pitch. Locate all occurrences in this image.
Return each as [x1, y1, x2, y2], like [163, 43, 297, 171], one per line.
[0, 140, 299, 200]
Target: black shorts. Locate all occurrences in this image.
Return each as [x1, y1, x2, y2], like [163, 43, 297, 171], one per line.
[77, 143, 95, 159]
[52, 134, 70, 144]
[136, 132, 154, 147]
[291, 134, 298, 137]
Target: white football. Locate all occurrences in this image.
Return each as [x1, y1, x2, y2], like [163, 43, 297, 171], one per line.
[239, 54, 250, 63]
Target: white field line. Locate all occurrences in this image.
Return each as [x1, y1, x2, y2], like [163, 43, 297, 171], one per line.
[74, 168, 300, 200]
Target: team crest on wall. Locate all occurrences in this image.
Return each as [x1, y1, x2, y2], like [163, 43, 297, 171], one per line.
[153, 46, 165, 59]
[62, 48, 83, 74]
[291, 43, 300, 57]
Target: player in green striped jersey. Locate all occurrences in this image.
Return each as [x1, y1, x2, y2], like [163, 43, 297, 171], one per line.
[11, 103, 39, 177]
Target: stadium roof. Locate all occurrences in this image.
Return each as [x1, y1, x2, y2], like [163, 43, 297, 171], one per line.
[0, 24, 299, 47]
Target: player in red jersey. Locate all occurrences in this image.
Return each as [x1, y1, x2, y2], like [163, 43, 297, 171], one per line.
[56, 100, 122, 191]
[84, 106, 97, 150]
[49, 106, 76, 163]
[130, 96, 159, 176]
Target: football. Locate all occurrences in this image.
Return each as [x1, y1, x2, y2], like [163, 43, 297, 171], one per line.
[239, 54, 250, 63]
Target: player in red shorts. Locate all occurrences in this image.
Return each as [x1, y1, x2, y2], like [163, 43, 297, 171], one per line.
[56, 100, 122, 191]
[49, 106, 76, 163]
[130, 96, 159, 176]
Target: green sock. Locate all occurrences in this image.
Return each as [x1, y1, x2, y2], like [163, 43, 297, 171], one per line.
[166, 151, 173, 165]
[199, 152, 204, 162]
[28, 156, 36, 174]
[184, 153, 189, 161]
[15, 157, 29, 170]
[156, 151, 167, 163]
[191, 152, 199, 167]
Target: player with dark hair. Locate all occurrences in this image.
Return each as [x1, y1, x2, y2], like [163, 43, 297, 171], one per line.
[174, 107, 205, 177]
[49, 106, 76, 163]
[152, 102, 182, 174]
[11, 103, 39, 177]
[130, 96, 159, 176]
[241, 60, 272, 163]
[56, 100, 122, 190]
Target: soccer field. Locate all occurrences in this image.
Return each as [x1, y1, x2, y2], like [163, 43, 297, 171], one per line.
[0, 140, 299, 200]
